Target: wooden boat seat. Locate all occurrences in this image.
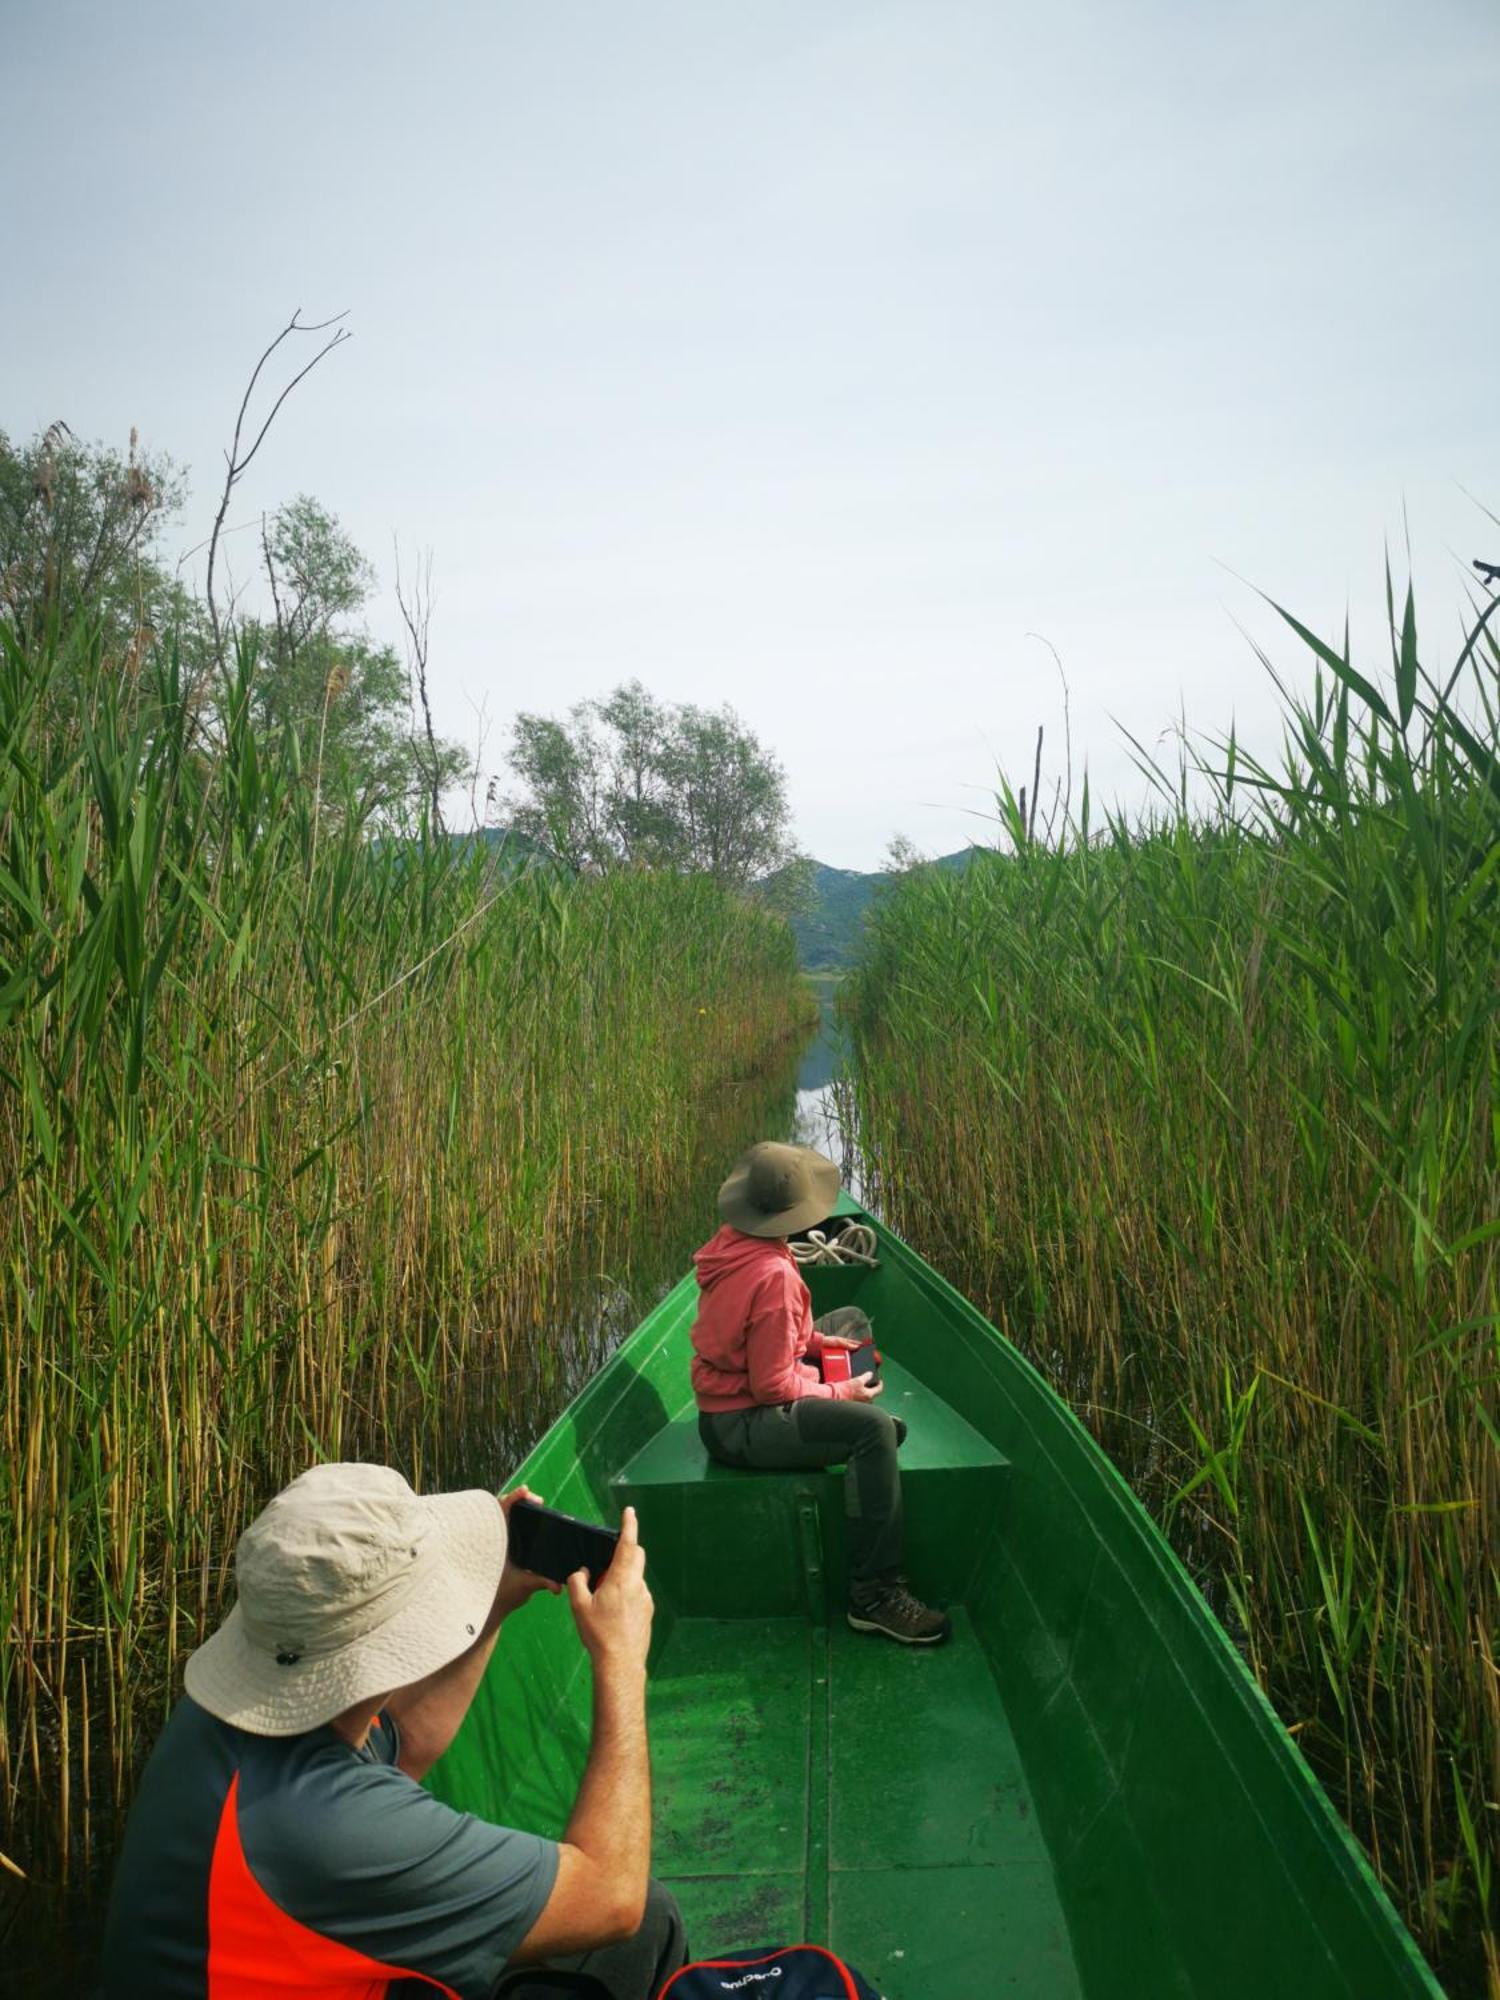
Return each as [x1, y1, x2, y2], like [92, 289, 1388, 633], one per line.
[611, 1356, 1009, 1619]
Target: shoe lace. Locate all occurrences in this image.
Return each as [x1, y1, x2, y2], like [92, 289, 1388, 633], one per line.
[883, 1581, 931, 1620]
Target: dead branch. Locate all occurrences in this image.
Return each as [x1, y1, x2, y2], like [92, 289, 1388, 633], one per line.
[261, 511, 289, 663]
[205, 308, 351, 668]
[394, 539, 443, 834]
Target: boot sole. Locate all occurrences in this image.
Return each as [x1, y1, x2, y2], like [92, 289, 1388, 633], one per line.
[846, 1610, 952, 1647]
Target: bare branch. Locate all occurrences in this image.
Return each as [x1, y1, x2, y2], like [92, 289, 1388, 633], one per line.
[261, 511, 289, 662]
[465, 693, 493, 832]
[394, 538, 443, 834]
[205, 308, 351, 669]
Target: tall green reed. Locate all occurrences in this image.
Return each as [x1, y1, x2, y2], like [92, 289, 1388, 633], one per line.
[0, 618, 806, 1973]
[846, 570, 1500, 1998]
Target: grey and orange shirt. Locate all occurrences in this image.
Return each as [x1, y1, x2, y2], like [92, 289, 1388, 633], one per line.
[99, 1694, 558, 1998]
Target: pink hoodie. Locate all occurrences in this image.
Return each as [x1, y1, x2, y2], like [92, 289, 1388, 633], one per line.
[690, 1224, 859, 1412]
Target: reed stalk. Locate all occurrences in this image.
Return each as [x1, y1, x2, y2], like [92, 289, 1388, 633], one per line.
[0, 620, 806, 1975]
[846, 570, 1500, 1998]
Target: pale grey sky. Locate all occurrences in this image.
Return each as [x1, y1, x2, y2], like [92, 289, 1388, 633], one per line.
[8, 0, 1498, 866]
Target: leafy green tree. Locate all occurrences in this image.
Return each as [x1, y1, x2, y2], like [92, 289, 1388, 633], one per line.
[249, 496, 464, 823]
[753, 852, 818, 920]
[0, 423, 198, 664]
[1, 412, 457, 827]
[661, 703, 792, 888]
[507, 680, 796, 888]
[597, 681, 680, 864]
[508, 708, 612, 871]
[882, 834, 928, 875]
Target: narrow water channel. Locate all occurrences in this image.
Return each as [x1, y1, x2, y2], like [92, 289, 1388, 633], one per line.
[790, 974, 863, 1201]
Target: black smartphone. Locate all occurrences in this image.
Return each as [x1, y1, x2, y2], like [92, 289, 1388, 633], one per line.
[849, 1340, 882, 1384]
[507, 1500, 619, 1588]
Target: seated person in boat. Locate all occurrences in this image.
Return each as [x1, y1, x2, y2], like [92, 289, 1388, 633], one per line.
[691, 1140, 951, 1647]
[98, 1462, 685, 2000]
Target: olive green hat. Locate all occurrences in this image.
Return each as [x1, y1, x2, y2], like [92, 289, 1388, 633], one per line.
[718, 1141, 841, 1238]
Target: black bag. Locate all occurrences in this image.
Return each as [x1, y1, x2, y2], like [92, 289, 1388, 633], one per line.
[657, 1942, 883, 1999]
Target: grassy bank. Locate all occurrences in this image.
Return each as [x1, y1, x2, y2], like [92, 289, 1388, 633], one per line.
[845, 577, 1499, 1996]
[0, 620, 807, 1970]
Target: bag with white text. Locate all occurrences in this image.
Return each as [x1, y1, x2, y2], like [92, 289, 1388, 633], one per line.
[657, 1942, 883, 2000]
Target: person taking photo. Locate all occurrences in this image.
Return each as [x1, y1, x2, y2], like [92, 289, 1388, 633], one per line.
[98, 1461, 685, 1999]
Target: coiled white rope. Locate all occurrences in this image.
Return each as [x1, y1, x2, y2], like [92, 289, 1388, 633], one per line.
[791, 1222, 880, 1268]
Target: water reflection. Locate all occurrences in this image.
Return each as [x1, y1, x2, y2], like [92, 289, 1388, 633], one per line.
[792, 975, 863, 1200]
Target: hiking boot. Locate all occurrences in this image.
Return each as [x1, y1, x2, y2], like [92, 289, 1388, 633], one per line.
[847, 1580, 951, 1647]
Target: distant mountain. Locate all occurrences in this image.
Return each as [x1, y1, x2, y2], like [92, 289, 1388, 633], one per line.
[471, 826, 569, 872]
[789, 847, 986, 969]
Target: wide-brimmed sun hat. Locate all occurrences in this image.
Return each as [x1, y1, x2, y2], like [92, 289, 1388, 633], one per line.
[184, 1462, 505, 1737]
[718, 1140, 841, 1238]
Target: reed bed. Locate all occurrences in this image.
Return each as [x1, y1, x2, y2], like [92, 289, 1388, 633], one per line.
[845, 578, 1500, 1997]
[0, 619, 806, 1975]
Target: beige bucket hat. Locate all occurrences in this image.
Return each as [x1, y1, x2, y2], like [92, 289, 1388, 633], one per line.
[184, 1462, 506, 1737]
[718, 1140, 841, 1238]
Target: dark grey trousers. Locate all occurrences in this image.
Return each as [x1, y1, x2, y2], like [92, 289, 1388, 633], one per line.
[697, 1309, 903, 1600]
[495, 1878, 687, 2000]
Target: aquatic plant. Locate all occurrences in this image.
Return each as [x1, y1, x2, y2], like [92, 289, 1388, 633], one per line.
[845, 566, 1500, 1996]
[0, 618, 805, 1972]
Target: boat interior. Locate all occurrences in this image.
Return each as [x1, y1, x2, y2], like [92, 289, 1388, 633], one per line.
[430, 1207, 1434, 2000]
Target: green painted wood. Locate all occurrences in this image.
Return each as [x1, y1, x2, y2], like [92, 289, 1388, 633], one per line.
[426, 1206, 1444, 1999]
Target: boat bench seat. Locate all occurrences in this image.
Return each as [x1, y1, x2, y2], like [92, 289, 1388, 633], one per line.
[612, 1356, 1010, 1618]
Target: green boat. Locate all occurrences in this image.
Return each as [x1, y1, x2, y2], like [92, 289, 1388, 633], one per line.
[428, 1196, 1443, 1998]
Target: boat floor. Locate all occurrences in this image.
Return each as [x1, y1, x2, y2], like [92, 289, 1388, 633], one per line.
[648, 1607, 1082, 1998]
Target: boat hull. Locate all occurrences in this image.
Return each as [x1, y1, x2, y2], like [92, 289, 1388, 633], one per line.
[428, 1201, 1441, 1998]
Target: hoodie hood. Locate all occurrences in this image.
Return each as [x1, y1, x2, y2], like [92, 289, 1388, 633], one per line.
[693, 1223, 790, 1291]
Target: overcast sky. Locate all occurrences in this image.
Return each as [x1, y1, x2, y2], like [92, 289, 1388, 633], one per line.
[8, 0, 1498, 867]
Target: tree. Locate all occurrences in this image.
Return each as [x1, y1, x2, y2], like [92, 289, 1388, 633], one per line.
[249, 496, 464, 824]
[753, 852, 818, 920]
[882, 834, 928, 875]
[506, 681, 795, 888]
[662, 702, 792, 888]
[0, 423, 197, 663]
[508, 708, 613, 871]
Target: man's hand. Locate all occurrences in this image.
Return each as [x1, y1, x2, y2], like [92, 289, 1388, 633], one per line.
[819, 1331, 865, 1350]
[512, 1505, 654, 1963]
[848, 1376, 885, 1404]
[567, 1505, 653, 1675]
[488, 1487, 564, 1630]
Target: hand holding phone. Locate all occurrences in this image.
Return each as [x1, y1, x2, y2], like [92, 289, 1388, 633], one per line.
[819, 1339, 882, 1387]
[506, 1499, 620, 1589]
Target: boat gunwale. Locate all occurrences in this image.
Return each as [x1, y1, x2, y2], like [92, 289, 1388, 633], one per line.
[460, 1199, 1444, 1997]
